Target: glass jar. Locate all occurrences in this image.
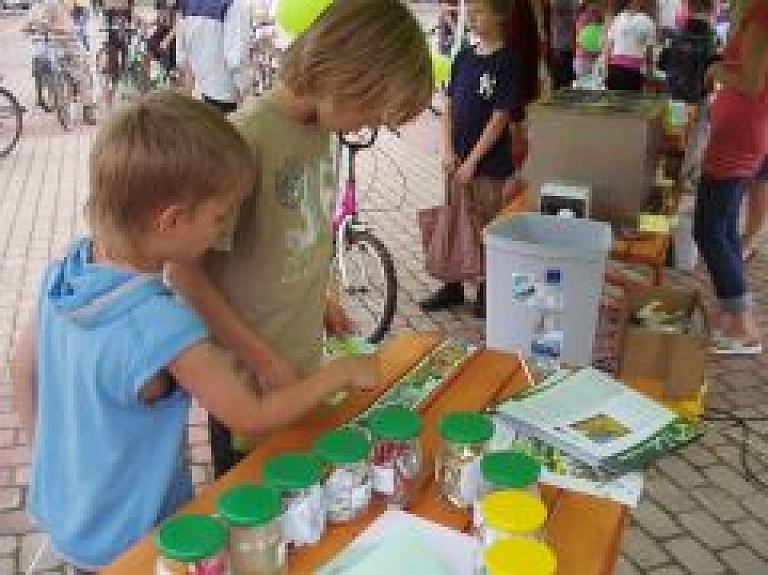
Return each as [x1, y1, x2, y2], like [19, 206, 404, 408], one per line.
[314, 426, 373, 522]
[154, 514, 229, 575]
[217, 483, 284, 575]
[483, 538, 556, 575]
[368, 406, 423, 508]
[436, 411, 495, 508]
[262, 452, 327, 547]
[477, 488, 548, 551]
[474, 450, 541, 529]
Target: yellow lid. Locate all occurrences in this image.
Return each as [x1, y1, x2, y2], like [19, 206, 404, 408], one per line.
[480, 490, 547, 534]
[484, 539, 557, 575]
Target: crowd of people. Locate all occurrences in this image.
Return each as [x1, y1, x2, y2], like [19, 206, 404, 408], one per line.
[8, 0, 768, 571]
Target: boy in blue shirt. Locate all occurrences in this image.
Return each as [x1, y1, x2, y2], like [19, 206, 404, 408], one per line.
[421, 0, 526, 318]
[11, 91, 377, 570]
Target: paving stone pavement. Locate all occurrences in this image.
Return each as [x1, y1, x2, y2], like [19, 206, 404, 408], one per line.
[2, 7, 768, 575]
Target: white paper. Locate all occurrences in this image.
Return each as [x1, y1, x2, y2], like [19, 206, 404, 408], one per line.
[316, 510, 478, 575]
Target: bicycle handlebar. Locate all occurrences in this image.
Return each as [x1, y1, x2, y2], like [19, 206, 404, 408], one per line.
[339, 126, 401, 151]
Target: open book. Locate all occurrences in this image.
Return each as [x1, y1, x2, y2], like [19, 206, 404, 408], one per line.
[495, 367, 701, 475]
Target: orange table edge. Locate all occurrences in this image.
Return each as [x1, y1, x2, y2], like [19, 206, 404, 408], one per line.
[105, 332, 628, 575]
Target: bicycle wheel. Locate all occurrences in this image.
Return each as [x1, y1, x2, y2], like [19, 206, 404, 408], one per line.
[0, 87, 22, 158]
[51, 71, 76, 130]
[331, 229, 397, 344]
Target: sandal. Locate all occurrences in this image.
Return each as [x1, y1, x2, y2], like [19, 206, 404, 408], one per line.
[710, 333, 763, 356]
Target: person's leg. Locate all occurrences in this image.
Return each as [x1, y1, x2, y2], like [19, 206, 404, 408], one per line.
[208, 414, 242, 477]
[741, 158, 768, 261]
[693, 175, 760, 350]
[605, 64, 645, 91]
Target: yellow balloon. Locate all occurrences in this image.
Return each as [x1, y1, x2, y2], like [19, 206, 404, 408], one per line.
[276, 0, 332, 36]
[431, 52, 452, 88]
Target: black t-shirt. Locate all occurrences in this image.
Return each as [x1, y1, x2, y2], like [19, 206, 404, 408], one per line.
[446, 46, 525, 179]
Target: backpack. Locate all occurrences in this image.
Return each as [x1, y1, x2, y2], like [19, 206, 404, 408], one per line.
[661, 29, 716, 103]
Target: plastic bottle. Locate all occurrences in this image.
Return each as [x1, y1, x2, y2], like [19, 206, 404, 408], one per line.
[529, 269, 563, 379]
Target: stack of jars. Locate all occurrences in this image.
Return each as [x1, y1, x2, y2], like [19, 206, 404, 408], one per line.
[435, 411, 495, 507]
[474, 450, 541, 527]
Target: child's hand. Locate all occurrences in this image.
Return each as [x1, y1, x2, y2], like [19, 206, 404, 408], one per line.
[455, 157, 477, 185]
[442, 147, 460, 174]
[324, 296, 357, 336]
[257, 355, 299, 391]
[333, 354, 380, 391]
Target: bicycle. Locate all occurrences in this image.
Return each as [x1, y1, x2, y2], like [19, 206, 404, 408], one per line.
[98, 17, 173, 103]
[32, 30, 90, 130]
[331, 129, 401, 344]
[0, 75, 23, 158]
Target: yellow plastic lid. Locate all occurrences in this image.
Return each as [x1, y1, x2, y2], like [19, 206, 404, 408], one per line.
[480, 490, 547, 534]
[484, 539, 557, 575]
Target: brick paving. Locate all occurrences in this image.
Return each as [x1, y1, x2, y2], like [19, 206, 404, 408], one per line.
[2, 6, 768, 575]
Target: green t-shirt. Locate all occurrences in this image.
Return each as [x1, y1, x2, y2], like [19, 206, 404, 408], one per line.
[208, 96, 335, 377]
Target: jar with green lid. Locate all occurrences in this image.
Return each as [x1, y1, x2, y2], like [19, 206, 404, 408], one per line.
[154, 514, 228, 575]
[436, 411, 494, 507]
[483, 538, 556, 575]
[217, 483, 284, 575]
[474, 450, 541, 529]
[369, 406, 423, 508]
[314, 426, 373, 522]
[262, 452, 326, 546]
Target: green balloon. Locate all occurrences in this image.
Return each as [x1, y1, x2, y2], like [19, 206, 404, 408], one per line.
[431, 51, 452, 87]
[276, 0, 332, 36]
[578, 23, 604, 54]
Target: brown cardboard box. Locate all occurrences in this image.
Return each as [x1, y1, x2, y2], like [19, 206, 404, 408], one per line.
[523, 95, 665, 225]
[617, 286, 708, 400]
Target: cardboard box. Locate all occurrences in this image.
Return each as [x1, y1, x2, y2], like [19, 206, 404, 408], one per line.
[617, 286, 708, 400]
[523, 95, 665, 225]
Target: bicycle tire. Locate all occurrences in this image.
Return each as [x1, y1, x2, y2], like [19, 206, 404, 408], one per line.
[332, 229, 397, 344]
[51, 71, 76, 130]
[0, 87, 22, 158]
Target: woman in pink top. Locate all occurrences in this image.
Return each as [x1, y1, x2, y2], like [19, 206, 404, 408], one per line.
[692, 0, 768, 355]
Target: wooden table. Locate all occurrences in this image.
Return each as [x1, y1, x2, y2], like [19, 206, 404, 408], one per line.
[105, 333, 628, 575]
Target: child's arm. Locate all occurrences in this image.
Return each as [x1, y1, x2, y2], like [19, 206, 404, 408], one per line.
[167, 262, 298, 388]
[455, 110, 511, 184]
[169, 340, 378, 435]
[442, 96, 460, 174]
[11, 314, 37, 442]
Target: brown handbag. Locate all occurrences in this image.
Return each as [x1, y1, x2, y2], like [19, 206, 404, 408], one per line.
[419, 189, 485, 283]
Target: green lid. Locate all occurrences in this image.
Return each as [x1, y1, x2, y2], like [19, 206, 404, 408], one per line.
[368, 407, 423, 441]
[216, 483, 282, 527]
[154, 514, 227, 563]
[438, 411, 494, 445]
[314, 427, 371, 464]
[481, 451, 541, 489]
[262, 452, 322, 490]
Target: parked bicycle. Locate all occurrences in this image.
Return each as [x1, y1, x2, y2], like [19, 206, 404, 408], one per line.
[331, 128, 403, 344]
[29, 29, 92, 130]
[0, 75, 23, 158]
[98, 17, 173, 103]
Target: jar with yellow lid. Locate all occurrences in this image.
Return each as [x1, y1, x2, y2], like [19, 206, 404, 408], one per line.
[483, 538, 557, 575]
[475, 489, 549, 573]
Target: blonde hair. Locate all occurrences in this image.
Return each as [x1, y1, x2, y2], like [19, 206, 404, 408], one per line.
[88, 91, 254, 249]
[280, 0, 433, 126]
